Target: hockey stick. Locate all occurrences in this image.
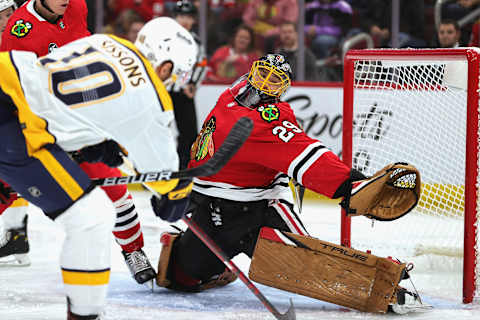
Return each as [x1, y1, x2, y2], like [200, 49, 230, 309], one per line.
[4, 117, 253, 198]
[103, 116, 292, 318]
[182, 216, 296, 320]
[93, 117, 253, 186]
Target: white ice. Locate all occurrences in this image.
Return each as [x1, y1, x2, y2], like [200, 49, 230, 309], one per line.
[1, 191, 479, 320]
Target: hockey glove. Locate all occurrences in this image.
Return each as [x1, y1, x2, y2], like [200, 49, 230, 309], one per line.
[78, 140, 124, 167]
[341, 163, 421, 221]
[150, 179, 193, 222]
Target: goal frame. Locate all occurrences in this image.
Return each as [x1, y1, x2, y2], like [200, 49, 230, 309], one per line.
[342, 48, 480, 304]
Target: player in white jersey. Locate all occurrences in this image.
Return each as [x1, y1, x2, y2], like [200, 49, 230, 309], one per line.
[0, 17, 197, 319]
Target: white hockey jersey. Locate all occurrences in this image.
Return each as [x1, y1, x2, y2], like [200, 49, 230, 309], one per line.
[9, 34, 178, 174]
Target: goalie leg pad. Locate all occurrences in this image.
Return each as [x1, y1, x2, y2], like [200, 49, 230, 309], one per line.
[156, 232, 180, 288]
[249, 227, 406, 313]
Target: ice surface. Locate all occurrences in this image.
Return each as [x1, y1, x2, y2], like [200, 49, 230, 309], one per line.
[1, 191, 479, 320]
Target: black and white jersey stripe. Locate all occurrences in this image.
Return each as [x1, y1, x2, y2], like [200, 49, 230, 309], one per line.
[193, 173, 292, 202]
[287, 141, 330, 185]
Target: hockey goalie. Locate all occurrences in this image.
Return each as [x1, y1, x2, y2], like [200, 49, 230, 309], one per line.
[152, 53, 429, 314]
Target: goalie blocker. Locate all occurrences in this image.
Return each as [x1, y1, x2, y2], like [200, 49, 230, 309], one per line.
[249, 227, 412, 313]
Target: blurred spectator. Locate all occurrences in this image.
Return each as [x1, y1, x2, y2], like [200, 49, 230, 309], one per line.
[435, 19, 461, 48]
[442, 0, 480, 21]
[469, 18, 480, 46]
[105, 9, 144, 40]
[125, 16, 145, 43]
[359, 0, 426, 48]
[207, 0, 249, 56]
[443, 0, 480, 46]
[276, 22, 318, 81]
[243, 0, 299, 53]
[108, 0, 167, 22]
[305, 0, 352, 59]
[207, 24, 259, 83]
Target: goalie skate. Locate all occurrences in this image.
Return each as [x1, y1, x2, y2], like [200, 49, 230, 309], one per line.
[157, 232, 237, 292]
[199, 268, 238, 291]
[389, 287, 433, 314]
[122, 249, 156, 287]
[0, 216, 30, 267]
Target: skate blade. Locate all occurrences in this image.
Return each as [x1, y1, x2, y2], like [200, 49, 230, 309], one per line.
[142, 279, 155, 292]
[392, 303, 433, 314]
[0, 254, 30, 267]
[407, 304, 433, 312]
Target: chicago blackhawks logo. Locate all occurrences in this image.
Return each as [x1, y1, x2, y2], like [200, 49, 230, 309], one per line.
[11, 20, 32, 38]
[258, 105, 280, 122]
[191, 116, 216, 161]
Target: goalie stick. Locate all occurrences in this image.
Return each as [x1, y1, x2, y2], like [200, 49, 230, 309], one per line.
[182, 216, 296, 320]
[94, 116, 253, 186]
[112, 117, 294, 319]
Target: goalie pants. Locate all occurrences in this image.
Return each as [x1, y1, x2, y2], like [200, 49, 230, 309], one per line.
[0, 94, 113, 316]
[171, 191, 307, 285]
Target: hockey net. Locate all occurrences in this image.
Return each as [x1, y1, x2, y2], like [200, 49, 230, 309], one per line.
[342, 48, 480, 303]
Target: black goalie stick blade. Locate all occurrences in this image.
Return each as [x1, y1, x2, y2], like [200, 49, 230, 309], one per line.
[93, 117, 253, 187]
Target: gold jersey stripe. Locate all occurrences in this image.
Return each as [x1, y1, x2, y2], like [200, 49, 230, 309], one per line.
[107, 35, 173, 112]
[0, 52, 55, 155]
[62, 269, 110, 286]
[32, 148, 84, 201]
[10, 198, 28, 208]
[0, 53, 84, 201]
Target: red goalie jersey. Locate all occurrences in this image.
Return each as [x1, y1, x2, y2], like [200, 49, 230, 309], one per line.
[0, 0, 90, 56]
[189, 79, 351, 202]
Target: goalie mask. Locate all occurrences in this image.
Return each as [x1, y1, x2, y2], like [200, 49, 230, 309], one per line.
[135, 17, 198, 85]
[234, 54, 292, 108]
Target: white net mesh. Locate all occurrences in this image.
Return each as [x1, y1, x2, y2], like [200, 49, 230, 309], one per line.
[348, 54, 479, 301]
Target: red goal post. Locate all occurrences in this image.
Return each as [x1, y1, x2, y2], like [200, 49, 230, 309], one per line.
[342, 48, 480, 303]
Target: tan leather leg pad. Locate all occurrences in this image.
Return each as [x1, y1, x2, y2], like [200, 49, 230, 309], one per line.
[249, 227, 406, 313]
[156, 233, 179, 287]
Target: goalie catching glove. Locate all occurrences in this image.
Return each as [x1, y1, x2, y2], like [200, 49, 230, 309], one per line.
[341, 162, 421, 221]
[150, 179, 193, 222]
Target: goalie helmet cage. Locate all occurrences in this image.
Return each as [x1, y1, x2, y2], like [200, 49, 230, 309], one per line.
[342, 48, 480, 304]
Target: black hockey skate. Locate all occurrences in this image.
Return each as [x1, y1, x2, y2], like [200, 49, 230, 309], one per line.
[122, 249, 156, 285]
[0, 216, 30, 267]
[67, 310, 102, 320]
[67, 297, 103, 320]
